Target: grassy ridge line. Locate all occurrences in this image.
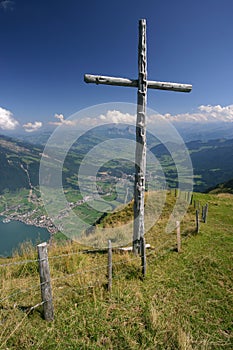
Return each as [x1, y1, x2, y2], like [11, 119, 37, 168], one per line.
[0, 192, 232, 349]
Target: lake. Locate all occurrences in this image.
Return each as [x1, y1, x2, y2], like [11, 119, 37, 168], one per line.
[0, 217, 50, 257]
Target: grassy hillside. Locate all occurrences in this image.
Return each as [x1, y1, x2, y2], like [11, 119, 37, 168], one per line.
[0, 192, 232, 349]
[151, 138, 233, 192]
[208, 178, 233, 194]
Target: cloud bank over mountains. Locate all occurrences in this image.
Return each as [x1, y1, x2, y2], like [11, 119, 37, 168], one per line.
[78, 104, 233, 126]
[1, 104, 233, 134]
[165, 104, 233, 123]
[49, 114, 77, 126]
[23, 121, 43, 133]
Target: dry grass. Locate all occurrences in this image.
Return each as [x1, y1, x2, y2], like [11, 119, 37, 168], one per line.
[0, 191, 232, 349]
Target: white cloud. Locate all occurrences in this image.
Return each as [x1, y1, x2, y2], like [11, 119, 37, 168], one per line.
[0, 0, 15, 10]
[79, 110, 136, 127]
[49, 114, 77, 126]
[162, 104, 233, 123]
[23, 121, 43, 133]
[100, 110, 136, 124]
[0, 107, 19, 130]
[48, 104, 233, 131]
[80, 105, 233, 126]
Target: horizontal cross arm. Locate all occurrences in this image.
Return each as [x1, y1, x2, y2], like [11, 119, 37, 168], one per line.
[84, 74, 138, 88]
[148, 80, 192, 93]
[84, 74, 192, 93]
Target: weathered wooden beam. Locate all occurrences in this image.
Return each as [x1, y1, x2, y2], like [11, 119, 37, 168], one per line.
[176, 221, 181, 253]
[84, 74, 192, 93]
[37, 242, 54, 321]
[107, 240, 112, 292]
[118, 244, 151, 252]
[133, 19, 147, 254]
[84, 74, 138, 87]
[140, 236, 147, 277]
[195, 210, 200, 233]
[148, 80, 192, 93]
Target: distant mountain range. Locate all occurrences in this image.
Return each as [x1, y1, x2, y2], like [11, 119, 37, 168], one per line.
[173, 121, 233, 142]
[6, 119, 233, 144]
[151, 138, 233, 192]
[0, 128, 233, 194]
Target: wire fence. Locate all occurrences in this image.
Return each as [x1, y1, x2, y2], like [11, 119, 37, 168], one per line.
[0, 245, 160, 311]
[0, 193, 209, 348]
[0, 236, 192, 307]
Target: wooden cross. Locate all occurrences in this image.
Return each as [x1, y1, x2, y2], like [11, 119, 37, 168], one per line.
[84, 19, 192, 254]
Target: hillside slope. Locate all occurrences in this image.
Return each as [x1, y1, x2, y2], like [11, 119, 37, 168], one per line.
[0, 192, 232, 349]
[151, 138, 233, 192]
[1, 132, 233, 194]
[208, 178, 233, 194]
[0, 134, 41, 193]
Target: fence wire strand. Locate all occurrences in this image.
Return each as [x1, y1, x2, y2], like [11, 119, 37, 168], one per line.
[0, 281, 47, 304]
[0, 300, 46, 348]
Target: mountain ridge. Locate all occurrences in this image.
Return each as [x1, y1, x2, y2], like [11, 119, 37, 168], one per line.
[0, 132, 233, 194]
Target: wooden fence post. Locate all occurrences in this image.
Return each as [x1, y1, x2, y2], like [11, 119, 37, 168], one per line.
[195, 210, 199, 233]
[203, 203, 208, 223]
[37, 242, 54, 321]
[140, 236, 146, 277]
[176, 221, 181, 253]
[107, 240, 112, 292]
[190, 194, 193, 205]
[201, 206, 205, 222]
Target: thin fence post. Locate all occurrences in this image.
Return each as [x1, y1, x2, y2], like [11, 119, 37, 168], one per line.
[140, 236, 146, 277]
[195, 210, 199, 233]
[37, 242, 54, 321]
[176, 221, 181, 253]
[203, 203, 208, 223]
[190, 194, 193, 205]
[201, 206, 205, 222]
[107, 240, 112, 292]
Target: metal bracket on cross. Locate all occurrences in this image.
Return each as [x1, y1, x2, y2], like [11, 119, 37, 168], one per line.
[84, 19, 192, 255]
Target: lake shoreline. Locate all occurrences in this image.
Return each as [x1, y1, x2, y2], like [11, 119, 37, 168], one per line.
[0, 212, 57, 235]
[0, 215, 51, 258]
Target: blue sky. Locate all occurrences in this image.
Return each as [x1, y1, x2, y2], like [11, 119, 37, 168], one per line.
[0, 0, 233, 132]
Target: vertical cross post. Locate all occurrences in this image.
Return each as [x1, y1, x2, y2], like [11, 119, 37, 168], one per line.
[84, 19, 192, 257]
[133, 19, 147, 254]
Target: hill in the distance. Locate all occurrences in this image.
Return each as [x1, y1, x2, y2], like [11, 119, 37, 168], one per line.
[1, 131, 233, 194]
[208, 178, 233, 194]
[0, 134, 42, 193]
[151, 138, 233, 192]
